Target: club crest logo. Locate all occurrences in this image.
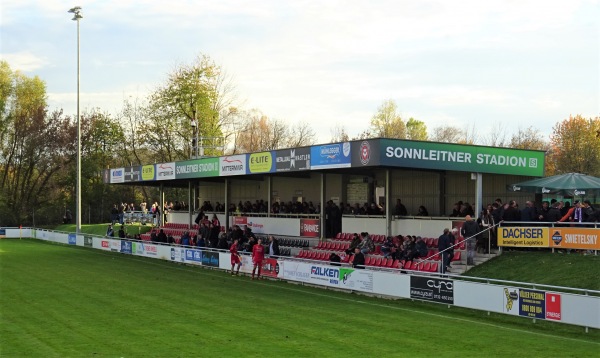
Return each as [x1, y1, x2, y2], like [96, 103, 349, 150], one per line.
[360, 141, 370, 165]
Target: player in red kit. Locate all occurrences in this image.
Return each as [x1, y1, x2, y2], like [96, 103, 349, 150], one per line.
[251, 238, 264, 280]
[230, 239, 241, 276]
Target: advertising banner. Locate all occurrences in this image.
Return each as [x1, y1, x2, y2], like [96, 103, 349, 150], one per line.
[170, 247, 186, 263]
[121, 241, 132, 254]
[141, 165, 155, 181]
[124, 166, 141, 182]
[184, 248, 203, 264]
[110, 168, 124, 183]
[0, 229, 5, 238]
[300, 219, 320, 237]
[248, 152, 274, 174]
[220, 155, 246, 176]
[275, 147, 311, 172]
[498, 227, 549, 247]
[132, 242, 158, 257]
[202, 251, 220, 267]
[339, 267, 374, 292]
[410, 276, 454, 304]
[351, 140, 381, 167]
[156, 162, 176, 180]
[175, 158, 219, 179]
[545, 293, 562, 321]
[102, 169, 110, 184]
[68, 234, 77, 245]
[260, 257, 281, 278]
[231, 216, 300, 236]
[380, 139, 545, 176]
[518, 289, 546, 319]
[84, 236, 93, 247]
[549, 227, 600, 250]
[310, 143, 352, 169]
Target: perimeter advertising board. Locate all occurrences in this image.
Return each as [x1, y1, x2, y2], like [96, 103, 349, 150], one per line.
[548, 227, 600, 250]
[275, 147, 311, 172]
[380, 139, 545, 176]
[300, 218, 320, 237]
[502, 287, 562, 321]
[175, 158, 219, 179]
[498, 227, 550, 247]
[310, 143, 351, 169]
[220, 155, 246, 176]
[281, 262, 374, 292]
[410, 276, 454, 304]
[248, 152, 274, 174]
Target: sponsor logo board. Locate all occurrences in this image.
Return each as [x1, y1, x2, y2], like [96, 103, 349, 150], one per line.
[351, 140, 380, 167]
[68, 234, 76, 245]
[141, 165, 155, 181]
[84, 236, 93, 247]
[185, 249, 203, 263]
[545, 293, 562, 321]
[410, 276, 454, 304]
[300, 219, 320, 237]
[275, 147, 311, 172]
[498, 227, 550, 247]
[124, 166, 141, 182]
[175, 158, 219, 179]
[202, 251, 220, 267]
[518, 289, 546, 319]
[310, 143, 351, 169]
[156, 162, 175, 180]
[339, 268, 374, 292]
[121, 241, 132, 254]
[248, 152, 274, 173]
[110, 168, 124, 183]
[549, 228, 600, 250]
[220, 155, 246, 176]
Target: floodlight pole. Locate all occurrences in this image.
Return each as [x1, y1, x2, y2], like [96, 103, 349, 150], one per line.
[69, 6, 83, 235]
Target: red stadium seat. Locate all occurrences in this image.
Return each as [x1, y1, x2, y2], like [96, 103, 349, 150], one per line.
[423, 262, 431, 272]
[386, 259, 395, 268]
[374, 246, 381, 255]
[392, 259, 400, 268]
[429, 263, 438, 272]
[452, 251, 461, 262]
[374, 258, 382, 267]
[379, 258, 387, 267]
[336, 232, 342, 240]
[342, 254, 351, 263]
[365, 256, 373, 266]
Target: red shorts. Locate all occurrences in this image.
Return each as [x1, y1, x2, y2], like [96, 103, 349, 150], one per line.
[252, 258, 263, 266]
[231, 255, 240, 265]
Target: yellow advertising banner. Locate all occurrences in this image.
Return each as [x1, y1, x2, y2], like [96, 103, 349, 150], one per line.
[548, 227, 600, 250]
[498, 227, 550, 247]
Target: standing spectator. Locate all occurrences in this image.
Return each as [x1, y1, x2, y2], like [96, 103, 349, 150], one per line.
[118, 225, 125, 238]
[230, 239, 242, 276]
[251, 238, 265, 280]
[558, 200, 582, 224]
[547, 202, 562, 222]
[447, 228, 458, 269]
[520, 201, 538, 222]
[538, 201, 550, 222]
[477, 209, 494, 254]
[110, 204, 119, 225]
[106, 224, 114, 237]
[268, 235, 280, 257]
[217, 233, 229, 250]
[394, 199, 408, 216]
[461, 215, 479, 265]
[438, 228, 452, 274]
[582, 200, 596, 222]
[502, 201, 520, 222]
[352, 247, 365, 269]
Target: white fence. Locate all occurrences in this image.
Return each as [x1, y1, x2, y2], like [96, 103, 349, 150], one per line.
[1, 227, 598, 330]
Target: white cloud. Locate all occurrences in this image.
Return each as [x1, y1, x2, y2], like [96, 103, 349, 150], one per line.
[0, 52, 48, 72]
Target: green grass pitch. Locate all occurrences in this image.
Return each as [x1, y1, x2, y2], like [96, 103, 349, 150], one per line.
[1, 239, 598, 357]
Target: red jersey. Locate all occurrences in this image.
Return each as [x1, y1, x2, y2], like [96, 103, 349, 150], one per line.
[230, 243, 240, 265]
[252, 244, 265, 264]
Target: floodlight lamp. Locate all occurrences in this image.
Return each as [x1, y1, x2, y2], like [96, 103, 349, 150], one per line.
[68, 6, 81, 13]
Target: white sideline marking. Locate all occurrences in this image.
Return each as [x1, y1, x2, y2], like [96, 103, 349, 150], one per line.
[92, 249, 600, 346]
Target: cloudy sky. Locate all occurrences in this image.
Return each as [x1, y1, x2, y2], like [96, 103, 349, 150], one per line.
[1, 0, 598, 144]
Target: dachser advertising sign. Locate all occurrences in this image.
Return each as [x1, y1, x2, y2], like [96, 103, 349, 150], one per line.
[498, 227, 550, 247]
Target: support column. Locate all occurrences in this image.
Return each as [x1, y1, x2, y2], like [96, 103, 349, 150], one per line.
[385, 169, 391, 237]
[267, 176, 272, 218]
[320, 173, 326, 240]
[159, 184, 164, 227]
[224, 179, 230, 233]
[475, 173, 483, 219]
[188, 181, 193, 228]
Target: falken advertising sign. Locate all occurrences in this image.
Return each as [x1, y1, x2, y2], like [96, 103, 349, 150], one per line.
[310, 142, 352, 169]
[275, 147, 311, 172]
[380, 139, 545, 176]
[175, 158, 219, 179]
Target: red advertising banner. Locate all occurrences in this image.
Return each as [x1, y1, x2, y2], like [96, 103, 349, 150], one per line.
[300, 219, 320, 237]
[545, 293, 562, 321]
[260, 258, 280, 278]
[233, 216, 247, 226]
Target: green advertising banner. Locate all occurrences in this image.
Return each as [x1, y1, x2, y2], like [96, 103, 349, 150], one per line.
[380, 139, 545, 176]
[175, 157, 220, 179]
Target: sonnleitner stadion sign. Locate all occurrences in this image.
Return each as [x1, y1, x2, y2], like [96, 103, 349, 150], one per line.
[379, 139, 545, 176]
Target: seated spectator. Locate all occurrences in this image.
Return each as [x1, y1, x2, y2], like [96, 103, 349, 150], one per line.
[157, 229, 167, 243]
[358, 232, 374, 255]
[217, 233, 229, 250]
[167, 234, 175, 244]
[329, 252, 341, 266]
[381, 236, 394, 258]
[346, 233, 361, 255]
[180, 231, 190, 246]
[150, 231, 158, 242]
[196, 236, 206, 248]
[394, 199, 408, 216]
[118, 226, 125, 238]
[413, 237, 428, 260]
[449, 201, 462, 217]
[351, 247, 365, 269]
[416, 206, 429, 216]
